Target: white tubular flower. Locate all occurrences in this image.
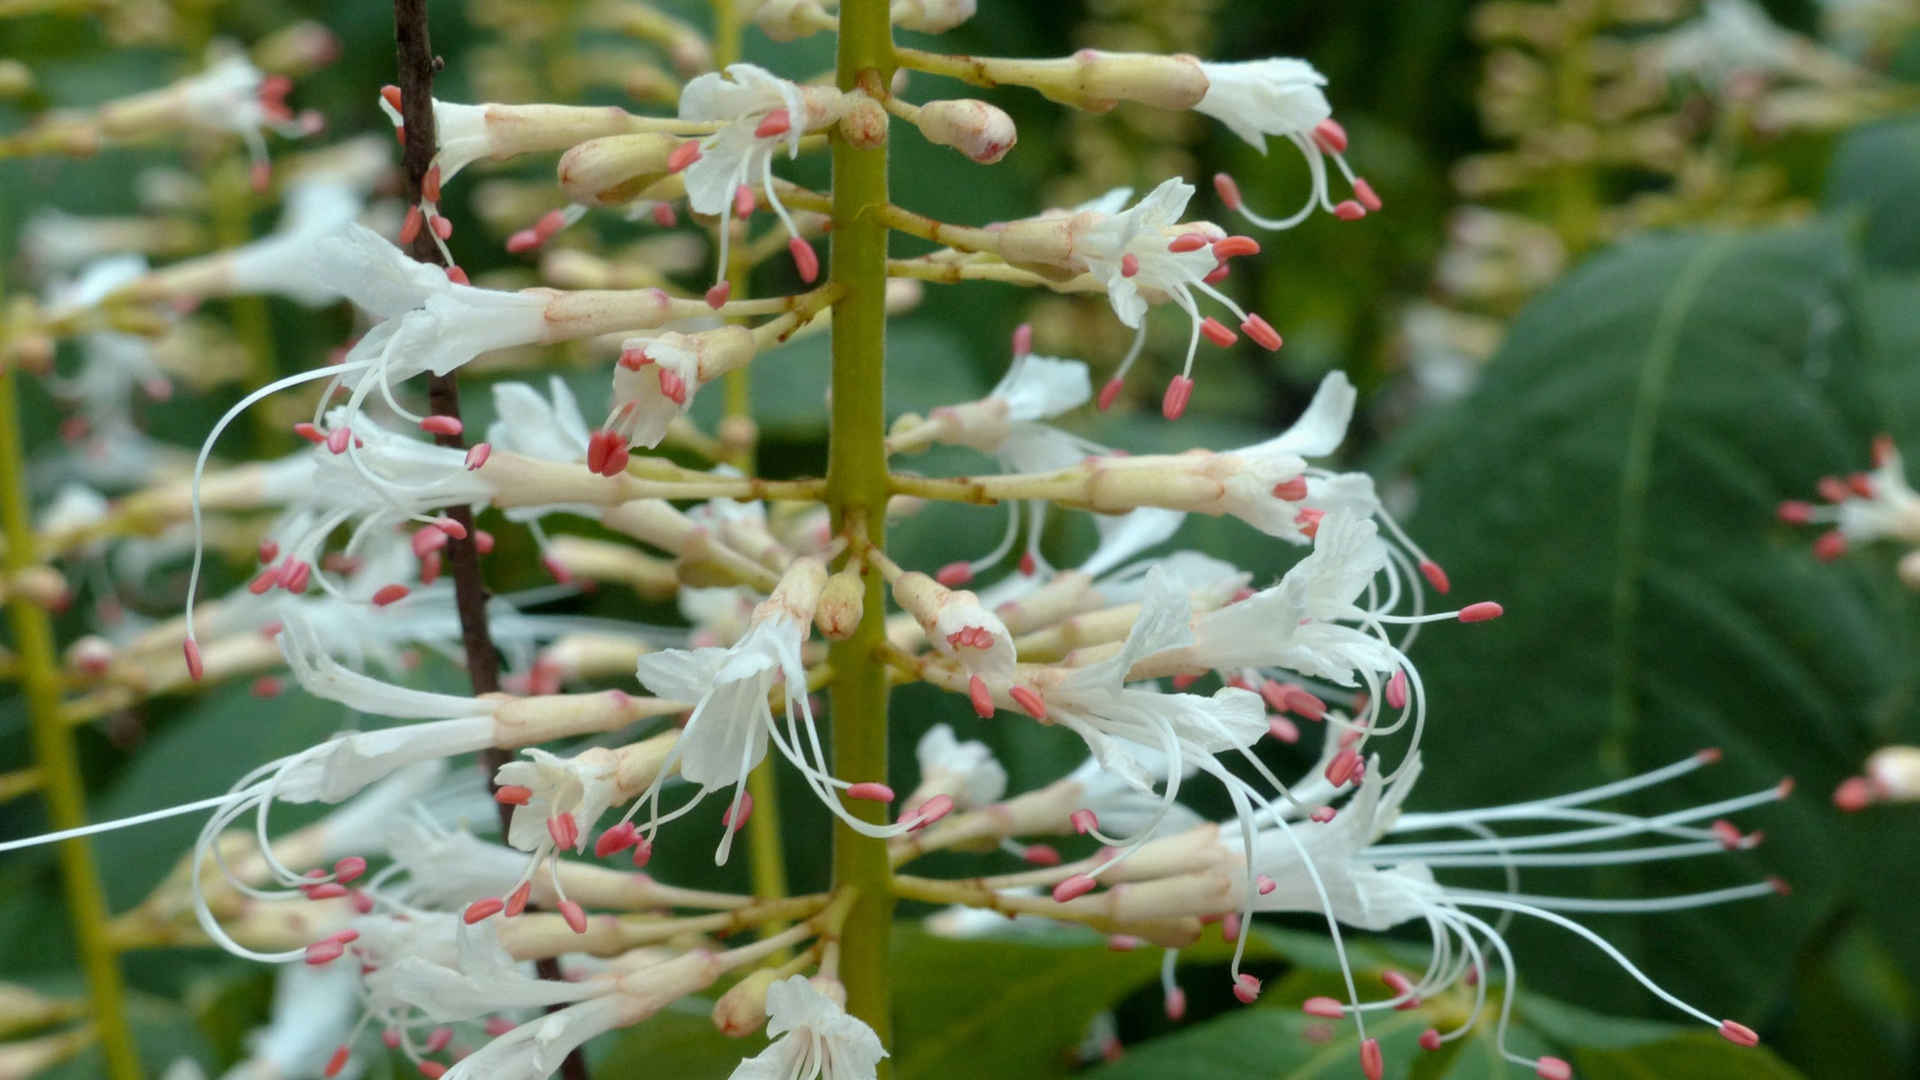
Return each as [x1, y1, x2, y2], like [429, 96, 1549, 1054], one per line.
[365, 918, 604, 1025]
[1067, 179, 1283, 419]
[632, 559, 912, 861]
[929, 351, 1092, 455]
[908, 723, 1008, 817]
[487, 377, 592, 466]
[1196, 58, 1382, 232]
[730, 976, 887, 1080]
[677, 63, 846, 297]
[444, 995, 628, 1080]
[1061, 753, 1206, 839]
[1205, 368, 1361, 541]
[595, 327, 754, 464]
[494, 746, 621, 854]
[178, 52, 317, 189]
[891, 0, 976, 34]
[1784, 436, 1920, 562]
[220, 962, 359, 1080]
[1215, 750, 1784, 1077]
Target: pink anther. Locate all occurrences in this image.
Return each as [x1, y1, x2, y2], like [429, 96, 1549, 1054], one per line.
[1240, 314, 1283, 351]
[1161, 375, 1195, 421]
[1012, 324, 1033, 357]
[1283, 687, 1327, 721]
[429, 214, 453, 240]
[1271, 475, 1308, 501]
[968, 674, 995, 718]
[1419, 1029, 1442, 1051]
[1232, 974, 1262, 1004]
[789, 236, 820, 283]
[1098, 376, 1125, 412]
[847, 782, 895, 803]
[1302, 995, 1344, 1019]
[595, 822, 639, 858]
[505, 880, 533, 917]
[658, 366, 688, 405]
[1311, 805, 1336, 823]
[399, 205, 423, 245]
[463, 897, 504, 924]
[371, 584, 410, 607]
[183, 639, 205, 681]
[667, 141, 702, 173]
[1070, 809, 1100, 835]
[935, 561, 972, 587]
[1458, 601, 1504, 622]
[1051, 875, 1099, 904]
[1813, 530, 1848, 561]
[1268, 716, 1300, 743]
[422, 165, 442, 204]
[734, 185, 756, 219]
[1213, 236, 1260, 259]
[463, 442, 491, 470]
[547, 814, 579, 851]
[334, 856, 367, 884]
[1212, 172, 1243, 211]
[706, 281, 732, 308]
[1120, 253, 1140, 277]
[1334, 200, 1367, 221]
[1360, 1037, 1384, 1080]
[326, 426, 352, 454]
[1023, 844, 1061, 866]
[1199, 317, 1238, 348]
[1009, 685, 1048, 720]
[559, 899, 588, 934]
[495, 784, 534, 806]
[1168, 232, 1209, 253]
[1165, 987, 1188, 1021]
[1718, 1020, 1759, 1047]
[1386, 669, 1409, 710]
[754, 108, 792, 139]
[910, 794, 954, 829]
[444, 266, 469, 285]
[1817, 476, 1849, 502]
[1313, 119, 1349, 154]
[324, 1045, 352, 1077]
[1353, 178, 1382, 213]
[1535, 1057, 1571, 1080]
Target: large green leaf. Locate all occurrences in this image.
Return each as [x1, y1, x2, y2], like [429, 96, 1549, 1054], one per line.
[1824, 113, 1920, 271]
[1376, 220, 1920, 1057]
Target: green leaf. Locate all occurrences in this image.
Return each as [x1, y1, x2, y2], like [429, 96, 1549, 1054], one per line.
[591, 1000, 752, 1075]
[1824, 112, 1920, 271]
[1377, 219, 1920, 1031]
[1571, 1032, 1806, 1080]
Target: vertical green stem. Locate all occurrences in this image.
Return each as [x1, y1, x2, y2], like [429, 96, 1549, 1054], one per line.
[827, 0, 895, 1065]
[0, 366, 140, 1080]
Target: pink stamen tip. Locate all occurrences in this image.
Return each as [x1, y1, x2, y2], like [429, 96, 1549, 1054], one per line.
[1776, 776, 1796, 798]
[1268, 716, 1300, 743]
[967, 674, 995, 718]
[1165, 987, 1188, 1021]
[474, 530, 496, 554]
[1718, 1020, 1759, 1047]
[505, 228, 542, 254]
[399, 205, 424, 245]
[1313, 118, 1350, 154]
[1012, 324, 1033, 357]
[935, 561, 973, 587]
[1212, 172, 1243, 211]
[504, 880, 533, 918]
[910, 794, 955, 829]
[411, 527, 449, 559]
[248, 568, 278, 595]
[380, 84, 403, 110]
[430, 214, 453, 240]
[1070, 809, 1099, 835]
[484, 1017, 516, 1037]
[1419, 1029, 1443, 1052]
[495, 784, 534, 807]
[303, 882, 348, 900]
[1052, 874, 1098, 903]
[846, 782, 895, 803]
[1386, 669, 1409, 710]
[559, 899, 588, 934]
[1022, 844, 1061, 866]
[432, 516, 468, 541]
[1832, 775, 1876, 812]
[1255, 873, 1278, 896]
[1459, 601, 1504, 622]
[789, 235, 820, 283]
[723, 793, 755, 831]
[1223, 912, 1242, 943]
[1168, 232, 1209, 253]
[547, 814, 579, 851]
[1284, 687, 1327, 721]
[1232, 974, 1262, 1004]
[1098, 376, 1125, 412]
[1203, 262, 1230, 284]
[1019, 550, 1037, 576]
[324, 1045, 351, 1077]
[326, 426, 352, 454]
[183, 639, 205, 681]
[1775, 500, 1813, 524]
[423, 1027, 453, 1054]
[733, 184, 756, 219]
[1817, 476, 1849, 502]
[1710, 819, 1743, 849]
[754, 108, 792, 139]
[419, 1063, 447, 1079]
[258, 539, 280, 564]
[668, 141, 702, 173]
[304, 940, 345, 966]
[594, 823, 639, 858]
[293, 422, 325, 444]
[586, 430, 614, 474]
[371, 584, 411, 607]
[1419, 560, 1451, 594]
[423, 165, 442, 203]
[619, 345, 652, 370]
[1161, 375, 1195, 421]
[534, 209, 567, 239]
[444, 266, 469, 285]
[1200, 317, 1238, 348]
[1120, 252, 1140, 277]
[382, 1030, 403, 1050]
[463, 898, 505, 924]
[1769, 876, 1791, 896]
[1360, 1037, 1384, 1080]
[1848, 472, 1875, 498]
[1535, 1057, 1571, 1080]
[1812, 530, 1848, 561]
[1382, 969, 1414, 995]
[1009, 685, 1048, 720]
[281, 560, 312, 593]
[1310, 805, 1337, 824]
[1271, 476, 1309, 501]
[658, 366, 688, 405]
[706, 281, 732, 308]
[1353, 178, 1382, 212]
[334, 856, 367, 884]
[1213, 236, 1260, 259]
[1302, 995, 1344, 1019]
[651, 201, 678, 227]
[1107, 934, 1140, 952]
[1334, 200, 1367, 221]
[1872, 433, 1895, 466]
[1240, 314, 1283, 351]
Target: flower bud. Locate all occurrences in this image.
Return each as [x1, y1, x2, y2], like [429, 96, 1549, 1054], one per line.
[712, 968, 779, 1036]
[838, 94, 889, 151]
[1900, 549, 1920, 591]
[5, 566, 71, 612]
[558, 132, 682, 206]
[1003, 51, 1210, 112]
[0, 59, 36, 99]
[1867, 746, 1920, 802]
[915, 98, 1017, 163]
[816, 564, 867, 640]
[892, 0, 976, 33]
[755, 0, 832, 41]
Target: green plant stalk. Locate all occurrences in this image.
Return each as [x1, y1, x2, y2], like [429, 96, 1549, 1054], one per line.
[0, 365, 141, 1080]
[827, 0, 897, 1065]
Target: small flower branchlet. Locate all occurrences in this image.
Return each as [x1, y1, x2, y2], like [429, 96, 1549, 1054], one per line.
[0, 4, 1789, 1079]
[1779, 434, 1920, 580]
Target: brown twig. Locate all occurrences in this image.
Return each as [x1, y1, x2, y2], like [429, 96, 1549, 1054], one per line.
[390, 5, 589, 1078]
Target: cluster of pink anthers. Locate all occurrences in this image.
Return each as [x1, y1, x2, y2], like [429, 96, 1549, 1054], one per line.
[7, 4, 1784, 1079]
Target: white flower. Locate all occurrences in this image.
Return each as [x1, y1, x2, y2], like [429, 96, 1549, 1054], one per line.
[364, 917, 603, 1025]
[221, 962, 360, 1080]
[1659, 0, 1799, 86]
[1195, 58, 1381, 232]
[1062, 752, 1206, 839]
[605, 332, 703, 452]
[487, 377, 592, 465]
[178, 53, 316, 186]
[891, 0, 976, 33]
[1068, 179, 1282, 417]
[1206, 369, 1365, 541]
[444, 995, 629, 1080]
[911, 723, 1008, 812]
[678, 64, 844, 293]
[730, 976, 887, 1080]
[222, 140, 388, 306]
[494, 746, 622, 853]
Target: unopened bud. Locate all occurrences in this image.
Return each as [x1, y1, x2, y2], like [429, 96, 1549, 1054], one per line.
[7, 566, 71, 612]
[915, 99, 1017, 163]
[1867, 746, 1920, 802]
[712, 968, 779, 1036]
[817, 565, 867, 640]
[892, 0, 976, 33]
[0, 59, 35, 99]
[839, 94, 889, 151]
[1004, 51, 1209, 112]
[756, 0, 832, 41]
[558, 133, 682, 206]
[1899, 550, 1920, 591]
